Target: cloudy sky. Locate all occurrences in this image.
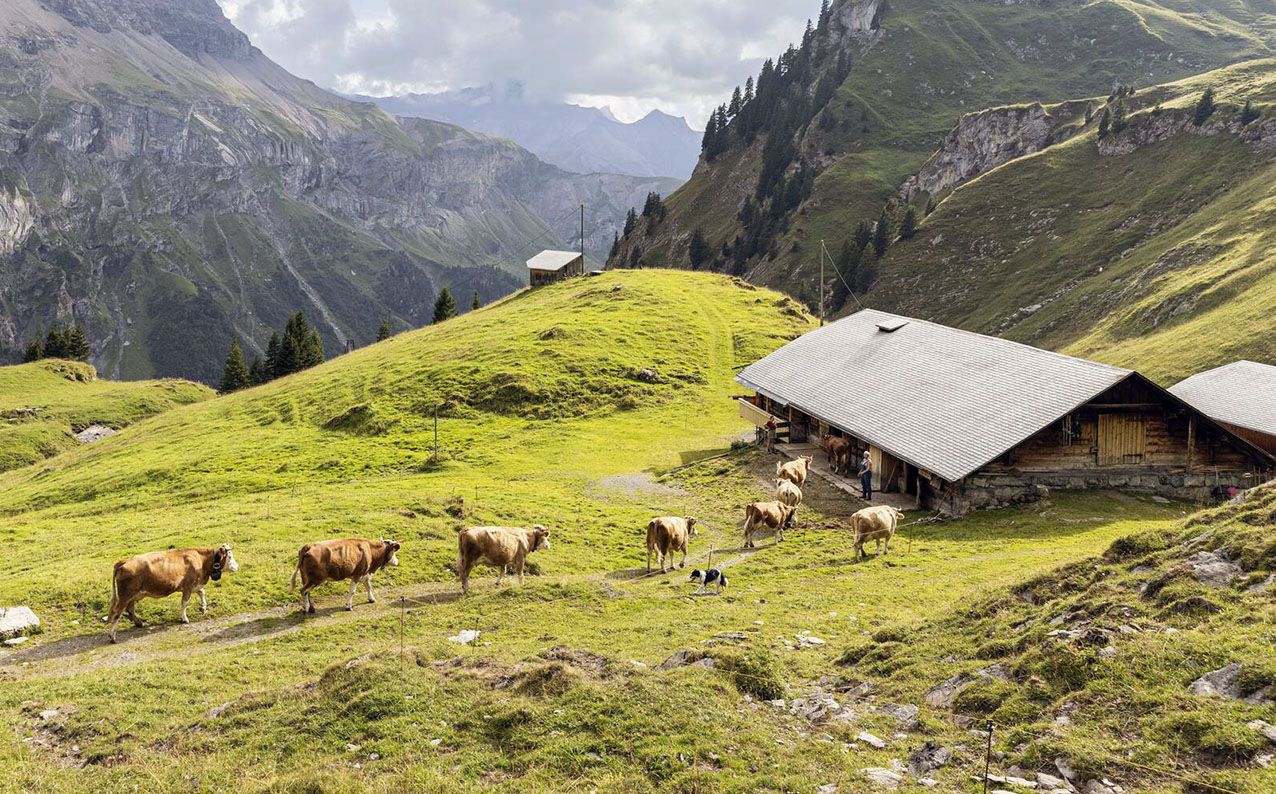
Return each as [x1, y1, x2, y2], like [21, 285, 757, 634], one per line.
[217, 0, 816, 125]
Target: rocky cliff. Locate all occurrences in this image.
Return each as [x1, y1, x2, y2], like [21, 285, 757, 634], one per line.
[0, 0, 660, 382]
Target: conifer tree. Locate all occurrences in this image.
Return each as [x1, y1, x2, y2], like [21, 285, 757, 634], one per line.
[23, 338, 43, 362]
[872, 205, 894, 259]
[1098, 107, 1111, 139]
[432, 288, 458, 324]
[688, 228, 711, 267]
[899, 206, 919, 240]
[472, 291, 481, 311]
[303, 329, 324, 368]
[1241, 98, 1259, 125]
[249, 356, 268, 385]
[609, 231, 621, 261]
[852, 219, 873, 252]
[265, 330, 281, 378]
[623, 208, 638, 236]
[44, 326, 68, 359]
[1112, 99, 1128, 133]
[729, 86, 742, 118]
[376, 319, 392, 342]
[743, 76, 754, 104]
[219, 339, 250, 393]
[1193, 88, 1216, 126]
[67, 324, 90, 362]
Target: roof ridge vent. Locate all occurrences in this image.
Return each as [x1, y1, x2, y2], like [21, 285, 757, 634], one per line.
[875, 319, 909, 333]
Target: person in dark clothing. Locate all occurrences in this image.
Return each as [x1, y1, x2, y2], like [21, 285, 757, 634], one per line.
[858, 451, 873, 500]
[765, 416, 778, 454]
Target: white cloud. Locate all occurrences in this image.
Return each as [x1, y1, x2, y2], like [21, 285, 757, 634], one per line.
[218, 0, 815, 124]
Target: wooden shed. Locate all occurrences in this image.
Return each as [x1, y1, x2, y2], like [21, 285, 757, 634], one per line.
[735, 310, 1274, 515]
[527, 250, 585, 287]
[1170, 361, 1276, 456]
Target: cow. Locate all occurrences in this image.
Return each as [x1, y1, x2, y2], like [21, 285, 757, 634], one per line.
[456, 525, 551, 595]
[742, 501, 795, 548]
[290, 538, 401, 614]
[105, 544, 239, 642]
[774, 479, 803, 527]
[776, 455, 814, 487]
[646, 516, 697, 573]
[850, 505, 905, 562]
[822, 434, 853, 475]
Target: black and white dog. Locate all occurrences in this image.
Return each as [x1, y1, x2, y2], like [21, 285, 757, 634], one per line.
[690, 568, 728, 594]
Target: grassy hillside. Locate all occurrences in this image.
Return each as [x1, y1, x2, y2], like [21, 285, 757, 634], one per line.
[870, 58, 1276, 382]
[0, 359, 212, 473]
[841, 480, 1276, 793]
[0, 271, 1215, 792]
[618, 0, 1276, 302]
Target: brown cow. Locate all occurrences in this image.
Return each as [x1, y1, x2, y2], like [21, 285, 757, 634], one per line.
[850, 506, 905, 561]
[776, 455, 814, 486]
[290, 538, 401, 614]
[822, 434, 853, 475]
[456, 525, 551, 595]
[105, 544, 239, 642]
[742, 501, 795, 548]
[646, 516, 698, 573]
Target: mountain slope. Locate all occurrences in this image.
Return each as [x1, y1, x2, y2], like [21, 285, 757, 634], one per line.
[363, 84, 702, 179]
[869, 58, 1276, 382]
[0, 0, 668, 383]
[615, 0, 1276, 304]
[0, 357, 210, 472]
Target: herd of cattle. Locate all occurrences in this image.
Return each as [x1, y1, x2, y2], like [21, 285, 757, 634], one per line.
[102, 455, 904, 643]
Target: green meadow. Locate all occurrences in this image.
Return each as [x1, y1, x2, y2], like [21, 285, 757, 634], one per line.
[0, 271, 1268, 792]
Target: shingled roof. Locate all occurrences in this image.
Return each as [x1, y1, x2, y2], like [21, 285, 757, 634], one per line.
[526, 250, 583, 271]
[1169, 361, 1276, 437]
[735, 309, 1133, 482]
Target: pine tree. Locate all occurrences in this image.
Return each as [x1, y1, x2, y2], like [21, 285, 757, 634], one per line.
[219, 339, 250, 393]
[432, 288, 458, 324]
[623, 208, 638, 236]
[728, 86, 742, 118]
[265, 330, 281, 378]
[376, 319, 392, 342]
[1112, 99, 1128, 133]
[899, 206, 919, 240]
[701, 112, 718, 153]
[688, 228, 711, 268]
[472, 291, 481, 311]
[22, 338, 43, 362]
[609, 231, 621, 262]
[248, 356, 268, 385]
[1098, 107, 1111, 139]
[44, 325, 68, 359]
[1193, 88, 1216, 126]
[743, 76, 754, 104]
[303, 329, 325, 368]
[872, 205, 894, 259]
[67, 324, 90, 362]
[1241, 98, 1260, 125]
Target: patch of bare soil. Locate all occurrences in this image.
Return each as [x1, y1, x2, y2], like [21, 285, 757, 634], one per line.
[590, 473, 689, 500]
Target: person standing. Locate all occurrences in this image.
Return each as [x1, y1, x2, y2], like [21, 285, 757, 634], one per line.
[765, 415, 778, 454]
[858, 451, 873, 500]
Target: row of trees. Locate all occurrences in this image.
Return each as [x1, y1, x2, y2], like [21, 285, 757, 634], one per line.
[221, 288, 482, 393]
[22, 323, 91, 363]
[1098, 85, 1264, 140]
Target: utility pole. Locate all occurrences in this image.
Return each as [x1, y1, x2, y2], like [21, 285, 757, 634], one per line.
[819, 239, 826, 327]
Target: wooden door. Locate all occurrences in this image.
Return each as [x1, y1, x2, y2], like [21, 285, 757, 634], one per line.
[1098, 414, 1147, 466]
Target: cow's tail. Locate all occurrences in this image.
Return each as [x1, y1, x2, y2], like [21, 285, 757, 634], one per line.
[106, 561, 123, 618]
[290, 546, 307, 591]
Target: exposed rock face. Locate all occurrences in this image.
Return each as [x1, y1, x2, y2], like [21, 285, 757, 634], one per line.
[0, 0, 662, 382]
[900, 102, 1084, 201]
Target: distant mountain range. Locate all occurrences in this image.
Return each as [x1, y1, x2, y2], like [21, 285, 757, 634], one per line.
[0, 0, 677, 383]
[358, 83, 702, 179]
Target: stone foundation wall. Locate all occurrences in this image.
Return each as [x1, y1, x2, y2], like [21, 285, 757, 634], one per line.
[950, 468, 1260, 515]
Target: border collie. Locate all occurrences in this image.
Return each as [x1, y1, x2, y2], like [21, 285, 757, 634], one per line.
[689, 568, 728, 593]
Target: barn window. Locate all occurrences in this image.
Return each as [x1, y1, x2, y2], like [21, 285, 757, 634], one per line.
[1061, 414, 1082, 445]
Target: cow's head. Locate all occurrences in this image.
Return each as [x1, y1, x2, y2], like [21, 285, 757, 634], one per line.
[380, 538, 401, 566]
[892, 508, 906, 521]
[211, 543, 238, 581]
[531, 524, 551, 552]
[800, 455, 814, 468]
[684, 517, 698, 537]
